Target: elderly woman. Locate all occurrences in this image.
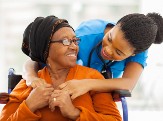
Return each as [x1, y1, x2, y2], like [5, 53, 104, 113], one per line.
[0, 16, 122, 121]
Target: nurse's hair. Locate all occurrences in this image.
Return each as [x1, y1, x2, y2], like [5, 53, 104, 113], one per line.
[117, 12, 163, 54]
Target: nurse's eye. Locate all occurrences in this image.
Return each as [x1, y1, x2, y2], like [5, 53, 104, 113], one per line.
[108, 33, 112, 43]
[116, 50, 121, 56]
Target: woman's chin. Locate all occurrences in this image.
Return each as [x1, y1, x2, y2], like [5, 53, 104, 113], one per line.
[67, 61, 77, 68]
[101, 50, 112, 60]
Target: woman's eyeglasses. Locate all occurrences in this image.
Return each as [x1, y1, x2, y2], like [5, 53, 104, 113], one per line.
[50, 38, 81, 46]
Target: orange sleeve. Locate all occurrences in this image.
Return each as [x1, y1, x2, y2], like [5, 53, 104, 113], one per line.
[75, 68, 122, 121]
[0, 80, 41, 121]
[76, 92, 122, 121]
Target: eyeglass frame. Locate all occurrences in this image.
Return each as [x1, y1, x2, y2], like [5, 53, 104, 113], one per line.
[50, 37, 81, 46]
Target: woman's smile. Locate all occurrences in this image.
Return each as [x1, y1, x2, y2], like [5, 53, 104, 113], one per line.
[66, 52, 77, 62]
[101, 48, 112, 60]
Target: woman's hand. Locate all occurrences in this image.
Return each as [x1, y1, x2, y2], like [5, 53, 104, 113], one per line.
[25, 83, 54, 112]
[26, 76, 47, 88]
[58, 79, 92, 100]
[49, 90, 80, 120]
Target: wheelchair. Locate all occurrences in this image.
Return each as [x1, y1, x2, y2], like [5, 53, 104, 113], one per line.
[0, 68, 131, 121]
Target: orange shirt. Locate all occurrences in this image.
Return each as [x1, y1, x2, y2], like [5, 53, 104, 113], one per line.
[0, 65, 122, 121]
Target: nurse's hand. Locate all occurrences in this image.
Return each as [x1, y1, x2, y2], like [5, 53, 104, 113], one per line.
[58, 79, 92, 100]
[26, 76, 47, 89]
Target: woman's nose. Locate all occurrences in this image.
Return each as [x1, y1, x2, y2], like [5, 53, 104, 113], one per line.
[68, 42, 78, 50]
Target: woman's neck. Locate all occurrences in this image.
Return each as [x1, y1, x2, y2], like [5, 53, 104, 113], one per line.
[47, 65, 70, 88]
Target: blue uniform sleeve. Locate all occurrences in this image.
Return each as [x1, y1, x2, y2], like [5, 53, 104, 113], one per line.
[126, 50, 148, 68]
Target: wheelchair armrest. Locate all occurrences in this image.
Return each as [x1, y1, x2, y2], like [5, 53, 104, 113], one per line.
[112, 90, 131, 102]
[0, 92, 9, 104]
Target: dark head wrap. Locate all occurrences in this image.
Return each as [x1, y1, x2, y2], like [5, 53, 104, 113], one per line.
[22, 15, 73, 63]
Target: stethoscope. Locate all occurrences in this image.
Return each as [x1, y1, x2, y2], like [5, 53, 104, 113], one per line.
[88, 41, 115, 79]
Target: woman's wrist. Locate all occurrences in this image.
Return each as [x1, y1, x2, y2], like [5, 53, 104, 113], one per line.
[89, 79, 100, 91]
[25, 99, 37, 112]
[89, 79, 108, 92]
[68, 107, 80, 120]
[82, 79, 96, 91]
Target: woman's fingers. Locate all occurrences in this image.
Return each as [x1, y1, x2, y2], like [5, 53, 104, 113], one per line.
[31, 82, 37, 88]
[49, 98, 60, 112]
[53, 90, 62, 94]
[49, 90, 62, 111]
[31, 78, 47, 88]
[49, 89, 73, 112]
[58, 82, 67, 89]
[49, 91, 67, 112]
[70, 90, 79, 100]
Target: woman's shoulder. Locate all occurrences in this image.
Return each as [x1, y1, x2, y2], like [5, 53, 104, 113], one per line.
[75, 65, 103, 77]
[125, 50, 148, 68]
[76, 64, 97, 71]
[75, 19, 114, 36]
[76, 65, 105, 79]
[10, 79, 32, 101]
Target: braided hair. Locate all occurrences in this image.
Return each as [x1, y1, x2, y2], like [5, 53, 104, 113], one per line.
[117, 12, 163, 54]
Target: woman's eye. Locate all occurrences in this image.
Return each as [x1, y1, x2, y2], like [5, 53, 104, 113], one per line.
[107, 32, 112, 42]
[116, 50, 121, 56]
[108, 37, 112, 42]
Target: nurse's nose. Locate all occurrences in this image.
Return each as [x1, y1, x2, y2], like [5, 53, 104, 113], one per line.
[105, 46, 113, 56]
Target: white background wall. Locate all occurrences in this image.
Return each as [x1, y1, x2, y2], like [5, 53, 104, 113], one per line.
[128, 0, 163, 120]
[0, 0, 163, 120]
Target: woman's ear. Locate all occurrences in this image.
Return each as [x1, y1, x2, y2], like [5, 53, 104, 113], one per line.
[46, 58, 51, 69]
[131, 54, 135, 56]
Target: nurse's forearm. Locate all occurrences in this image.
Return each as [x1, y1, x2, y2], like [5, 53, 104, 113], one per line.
[90, 78, 134, 92]
[22, 59, 39, 81]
